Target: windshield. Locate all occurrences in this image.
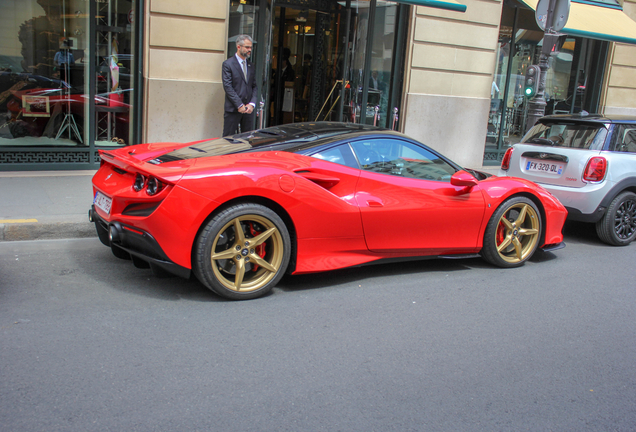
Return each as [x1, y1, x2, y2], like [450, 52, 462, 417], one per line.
[522, 122, 608, 150]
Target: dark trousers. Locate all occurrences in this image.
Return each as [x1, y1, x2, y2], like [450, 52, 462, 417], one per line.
[223, 110, 255, 137]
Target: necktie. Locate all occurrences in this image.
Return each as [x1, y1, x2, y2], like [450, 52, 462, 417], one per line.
[242, 61, 247, 81]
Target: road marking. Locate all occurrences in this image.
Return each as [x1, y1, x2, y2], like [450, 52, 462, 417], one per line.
[0, 219, 39, 223]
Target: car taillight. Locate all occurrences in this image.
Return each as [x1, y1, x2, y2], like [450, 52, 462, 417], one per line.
[147, 177, 162, 196]
[133, 173, 145, 192]
[583, 156, 607, 182]
[501, 148, 513, 171]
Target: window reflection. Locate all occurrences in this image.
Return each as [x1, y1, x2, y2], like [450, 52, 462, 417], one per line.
[0, 0, 136, 149]
[488, 8, 607, 153]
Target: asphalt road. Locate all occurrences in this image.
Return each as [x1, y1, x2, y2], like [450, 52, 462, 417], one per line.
[1, 222, 635, 431]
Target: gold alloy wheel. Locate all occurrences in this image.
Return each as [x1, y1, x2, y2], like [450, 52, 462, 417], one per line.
[494, 202, 540, 264]
[210, 214, 284, 293]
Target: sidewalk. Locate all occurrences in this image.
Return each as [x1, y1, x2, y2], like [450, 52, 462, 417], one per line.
[0, 165, 500, 242]
[0, 170, 97, 241]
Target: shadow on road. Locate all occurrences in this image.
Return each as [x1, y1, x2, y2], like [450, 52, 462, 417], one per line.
[82, 245, 221, 302]
[82, 219, 604, 301]
[277, 257, 478, 292]
[562, 220, 605, 246]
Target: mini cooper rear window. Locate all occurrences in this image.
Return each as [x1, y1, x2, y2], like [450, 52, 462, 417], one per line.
[523, 122, 608, 150]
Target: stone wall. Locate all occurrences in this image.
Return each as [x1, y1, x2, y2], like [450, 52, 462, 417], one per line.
[402, 0, 503, 168]
[603, 0, 636, 116]
[143, 0, 227, 143]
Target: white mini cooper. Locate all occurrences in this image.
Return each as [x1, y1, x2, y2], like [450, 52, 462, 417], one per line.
[499, 114, 636, 246]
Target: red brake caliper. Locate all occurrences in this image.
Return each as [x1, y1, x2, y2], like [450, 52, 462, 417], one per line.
[496, 221, 505, 246]
[247, 222, 266, 271]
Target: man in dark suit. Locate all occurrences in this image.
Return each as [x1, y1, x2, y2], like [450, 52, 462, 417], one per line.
[222, 35, 258, 136]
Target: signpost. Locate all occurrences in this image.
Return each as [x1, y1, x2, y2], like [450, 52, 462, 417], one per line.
[535, 0, 570, 32]
[525, 0, 570, 132]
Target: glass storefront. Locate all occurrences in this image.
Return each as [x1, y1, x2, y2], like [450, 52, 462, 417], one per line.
[485, 1, 609, 159]
[227, 0, 407, 131]
[0, 0, 139, 168]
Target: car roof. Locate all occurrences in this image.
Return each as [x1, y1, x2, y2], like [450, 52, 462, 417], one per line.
[540, 113, 636, 124]
[231, 122, 391, 144]
[151, 122, 413, 164]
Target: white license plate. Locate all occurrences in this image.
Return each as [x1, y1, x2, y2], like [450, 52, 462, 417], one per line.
[94, 191, 112, 215]
[526, 160, 564, 175]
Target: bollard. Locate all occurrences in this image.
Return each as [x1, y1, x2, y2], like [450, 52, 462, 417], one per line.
[391, 107, 399, 131]
[257, 101, 265, 129]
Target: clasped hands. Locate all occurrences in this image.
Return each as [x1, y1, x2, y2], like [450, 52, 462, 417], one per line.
[238, 104, 254, 114]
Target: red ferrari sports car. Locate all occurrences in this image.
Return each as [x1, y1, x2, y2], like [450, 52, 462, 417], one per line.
[90, 123, 567, 300]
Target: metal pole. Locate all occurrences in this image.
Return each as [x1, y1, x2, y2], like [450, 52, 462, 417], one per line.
[337, 0, 351, 122]
[525, 0, 557, 132]
[359, 0, 376, 125]
[274, 7, 286, 125]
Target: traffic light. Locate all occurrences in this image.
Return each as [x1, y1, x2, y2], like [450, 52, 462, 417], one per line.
[524, 65, 540, 98]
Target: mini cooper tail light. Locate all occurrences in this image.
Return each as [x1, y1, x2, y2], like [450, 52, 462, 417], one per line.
[501, 148, 513, 171]
[583, 156, 607, 182]
[133, 173, 145, 192]
[146, 177, 162, 196]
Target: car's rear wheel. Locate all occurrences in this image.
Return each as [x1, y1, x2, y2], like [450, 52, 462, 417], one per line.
[596, 191, 636, 246]
[194, 203, 290, 300]
[482, 196, 542, 268]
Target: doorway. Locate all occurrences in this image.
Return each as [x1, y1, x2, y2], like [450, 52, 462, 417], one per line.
[263, 0, 408, 129]
[269, 7, 320, 125]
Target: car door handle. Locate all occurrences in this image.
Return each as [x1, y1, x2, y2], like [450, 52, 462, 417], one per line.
[367, 200, 383, 207]
[293, 170, 340, 189]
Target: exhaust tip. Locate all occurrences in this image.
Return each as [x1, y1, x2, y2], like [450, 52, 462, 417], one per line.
[109, 223, 121, 243]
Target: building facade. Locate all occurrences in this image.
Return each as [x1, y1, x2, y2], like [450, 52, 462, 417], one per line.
[1, 0, 635, 171]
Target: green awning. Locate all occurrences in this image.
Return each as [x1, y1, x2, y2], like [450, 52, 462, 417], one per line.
[395, 0, 467, 13]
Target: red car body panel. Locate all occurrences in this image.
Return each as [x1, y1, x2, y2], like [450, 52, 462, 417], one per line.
[355, 171, 486, 253]
[92, 138, 567, 276]
[476, 176, 567, 246]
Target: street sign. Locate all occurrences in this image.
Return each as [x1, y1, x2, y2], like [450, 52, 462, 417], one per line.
[536, 0, 570, 32]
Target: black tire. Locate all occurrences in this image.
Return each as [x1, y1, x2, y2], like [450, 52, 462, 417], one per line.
[595, 191, 636, 246]
[481, 196, 542, 268]
[193, 203, 291, 300]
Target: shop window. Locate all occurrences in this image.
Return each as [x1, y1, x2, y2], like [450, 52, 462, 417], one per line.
[486, 3, 608, 153]
[94, 0, 138, 147]
[0, 0, 137, 155]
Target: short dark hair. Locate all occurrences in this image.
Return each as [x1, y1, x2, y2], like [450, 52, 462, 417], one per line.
[236, 35, 253, 47]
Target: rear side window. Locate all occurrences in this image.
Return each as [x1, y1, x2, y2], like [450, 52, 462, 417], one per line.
[310, 144, 359, 169]
[610, 125, 636, 153]
[523, 122, 607, 150]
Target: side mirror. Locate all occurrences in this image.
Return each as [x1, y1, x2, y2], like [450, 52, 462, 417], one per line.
[450, 170, 478, 188]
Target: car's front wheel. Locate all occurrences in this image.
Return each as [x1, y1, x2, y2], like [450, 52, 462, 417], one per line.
[194, 203, 291, 300]
[481, 196, 542, 268]
[596, 191, 636, 246]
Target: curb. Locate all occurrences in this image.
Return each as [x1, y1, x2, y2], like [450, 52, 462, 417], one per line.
[0, 222, 97, 242]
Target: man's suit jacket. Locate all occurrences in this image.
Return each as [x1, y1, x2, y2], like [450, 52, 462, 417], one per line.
[222, 55, 258, 113]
